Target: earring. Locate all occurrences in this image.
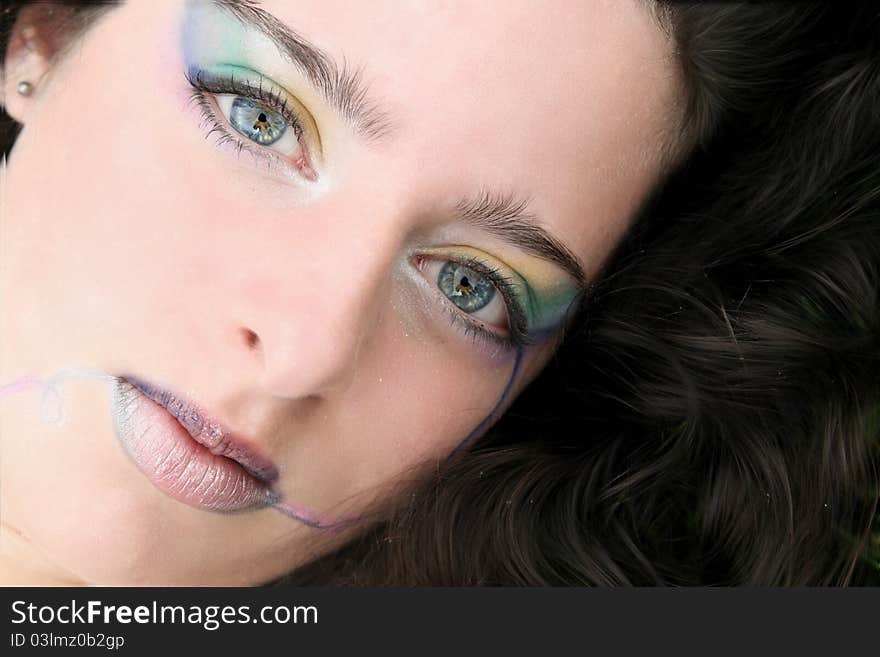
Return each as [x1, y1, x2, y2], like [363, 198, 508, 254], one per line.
[17, 81, 34, 96]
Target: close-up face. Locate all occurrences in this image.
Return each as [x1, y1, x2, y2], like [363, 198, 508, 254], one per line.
[0, 0, 680, 584]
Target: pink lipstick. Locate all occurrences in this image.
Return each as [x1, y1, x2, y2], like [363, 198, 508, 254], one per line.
[111, 376, 278, 512]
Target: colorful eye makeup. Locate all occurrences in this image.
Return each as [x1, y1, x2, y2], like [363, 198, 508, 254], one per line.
[415, 246, 581, 351]
[180, 1, 582, 354]
[184, 66, 319, 181]
[180, 1, 321, 180]
[415, 252, 529, 351]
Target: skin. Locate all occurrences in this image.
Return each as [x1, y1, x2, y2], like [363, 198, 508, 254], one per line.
[0, 0, 680, 584]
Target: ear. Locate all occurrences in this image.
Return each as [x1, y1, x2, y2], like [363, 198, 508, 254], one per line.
[1, 4, 75, 123]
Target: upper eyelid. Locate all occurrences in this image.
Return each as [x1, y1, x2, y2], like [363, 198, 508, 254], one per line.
[417, 247, 531, 311]
[185, 77, 320, 182]
[185, 67, 323, 153]
[460, 257, 532, 345]
[211, 0, 396, 143]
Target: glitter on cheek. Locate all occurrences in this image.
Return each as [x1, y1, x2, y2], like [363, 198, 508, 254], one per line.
[388, 262, 438, 348]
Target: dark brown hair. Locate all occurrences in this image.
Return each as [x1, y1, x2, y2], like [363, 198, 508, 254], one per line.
[3, 1, 878, 585]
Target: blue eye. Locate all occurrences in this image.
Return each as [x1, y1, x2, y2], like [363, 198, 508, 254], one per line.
[185, 68, 319, 181]
[415, 254, 536, 352]
[437, 261, 496, 313]
[229, 97, 288, 146]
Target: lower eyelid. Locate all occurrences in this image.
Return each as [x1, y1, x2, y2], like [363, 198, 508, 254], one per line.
[445, 307, 516, 357]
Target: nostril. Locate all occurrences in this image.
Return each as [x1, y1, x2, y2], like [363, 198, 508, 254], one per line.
[241, 328, 260, 350]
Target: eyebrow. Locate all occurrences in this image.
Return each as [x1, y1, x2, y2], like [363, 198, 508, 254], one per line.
[214, 1, 586, 286]
[454, 191, 587, 286]
[215, 0, 394, 141]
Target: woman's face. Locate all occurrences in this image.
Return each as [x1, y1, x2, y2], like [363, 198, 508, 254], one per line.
[1, 0, 678, 584]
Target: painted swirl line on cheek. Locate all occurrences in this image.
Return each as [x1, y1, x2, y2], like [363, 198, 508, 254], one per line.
[270, 500, 365, 532]
[0, 368, 117, 425]
[266, 333, 540, 531]
[446, 346, 525, 459]
[269, 350, 526, 531]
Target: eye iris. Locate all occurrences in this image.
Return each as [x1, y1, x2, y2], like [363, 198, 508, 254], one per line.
[230, 96, 287, 146]
[438, 261, 495, 313]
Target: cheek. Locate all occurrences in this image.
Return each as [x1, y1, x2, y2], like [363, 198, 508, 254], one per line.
[268, 291, 527, 517]
[1, 21, 262, 375]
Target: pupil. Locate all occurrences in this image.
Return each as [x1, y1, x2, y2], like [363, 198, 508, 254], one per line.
[438, 260, 494, 313]
[258, 113, 267, 123]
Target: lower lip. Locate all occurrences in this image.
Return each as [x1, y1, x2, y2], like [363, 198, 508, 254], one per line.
[111, 379, 275, 512]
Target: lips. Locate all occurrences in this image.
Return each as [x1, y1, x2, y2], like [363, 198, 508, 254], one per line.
[111, 376, 279, 512]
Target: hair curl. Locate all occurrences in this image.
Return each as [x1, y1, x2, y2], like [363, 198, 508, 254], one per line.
[2, 1, 878, 586]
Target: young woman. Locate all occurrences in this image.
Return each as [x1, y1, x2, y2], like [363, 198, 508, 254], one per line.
[1, 1, 877, 585]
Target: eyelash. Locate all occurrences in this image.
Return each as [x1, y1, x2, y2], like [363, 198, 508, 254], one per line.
[184, 71, 532, 353]
[420, 254, 534, 352]
[184, 68, 314, 179]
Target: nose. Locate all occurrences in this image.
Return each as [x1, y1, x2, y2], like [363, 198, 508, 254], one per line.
[232, 197, 401, 400]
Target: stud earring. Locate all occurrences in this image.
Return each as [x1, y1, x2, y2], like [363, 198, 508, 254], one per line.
[17, 81, 34, 96]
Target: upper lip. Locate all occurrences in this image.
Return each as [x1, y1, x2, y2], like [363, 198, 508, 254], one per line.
[122, 375, 279, 483]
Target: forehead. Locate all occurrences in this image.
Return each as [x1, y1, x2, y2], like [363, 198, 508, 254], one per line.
[255, 0, 678, 267]
[196, 0, 680, 277]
